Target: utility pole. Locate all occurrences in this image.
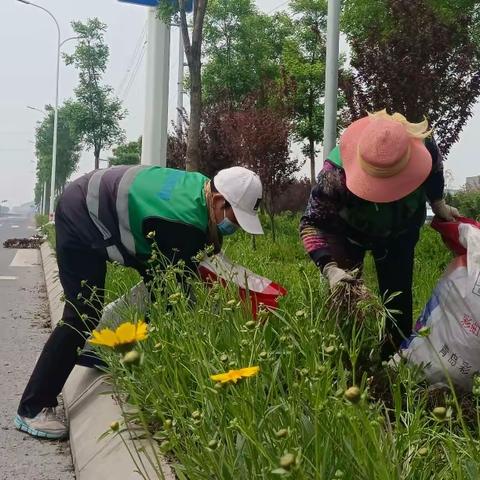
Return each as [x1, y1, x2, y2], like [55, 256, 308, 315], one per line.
[141, 7, 170, 166]
[322, 0, 341, 160]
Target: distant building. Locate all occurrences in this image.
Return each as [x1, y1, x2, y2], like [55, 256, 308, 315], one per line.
[11, 201, 35, 215]
[466, 176, 480, 191]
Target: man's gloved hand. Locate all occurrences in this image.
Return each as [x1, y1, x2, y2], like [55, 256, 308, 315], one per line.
[323, 262, 356, 290]
[431, 199, 460, 221]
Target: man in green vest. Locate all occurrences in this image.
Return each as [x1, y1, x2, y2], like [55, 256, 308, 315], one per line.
[300, 110, 459, 359]
[15, 165, 263, 439]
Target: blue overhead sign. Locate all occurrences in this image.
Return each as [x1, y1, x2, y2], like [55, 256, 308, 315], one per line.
[118, 0, 193, 12]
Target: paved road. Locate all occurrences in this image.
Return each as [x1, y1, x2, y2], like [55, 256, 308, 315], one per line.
[0, 215, 74, 480]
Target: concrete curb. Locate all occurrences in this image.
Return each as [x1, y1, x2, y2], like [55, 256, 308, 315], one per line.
[40, 243, 174, 480]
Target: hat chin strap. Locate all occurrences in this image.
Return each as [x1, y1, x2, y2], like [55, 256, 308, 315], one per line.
[358, 144, 411, 179]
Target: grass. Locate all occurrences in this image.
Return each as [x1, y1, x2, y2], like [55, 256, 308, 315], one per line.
[79, 215, 480, 478]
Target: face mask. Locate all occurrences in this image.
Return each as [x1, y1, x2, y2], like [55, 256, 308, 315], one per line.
[217, 210, 239, 236]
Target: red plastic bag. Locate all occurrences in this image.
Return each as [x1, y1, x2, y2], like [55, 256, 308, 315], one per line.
[198, 253, 287, 319]
[431, 216, 480, 256]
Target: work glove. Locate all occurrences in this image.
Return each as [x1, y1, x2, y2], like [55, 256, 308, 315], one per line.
[431, 199, 460, 222]
[322, 262, 356, 290]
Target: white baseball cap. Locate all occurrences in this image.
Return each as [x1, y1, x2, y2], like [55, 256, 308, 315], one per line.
[213, 167, 264, 235]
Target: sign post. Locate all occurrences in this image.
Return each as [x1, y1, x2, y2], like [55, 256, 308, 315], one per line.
[118, 0, 192, 166]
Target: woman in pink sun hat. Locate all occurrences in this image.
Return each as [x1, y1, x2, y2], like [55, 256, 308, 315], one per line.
[300, 110, 460, 358]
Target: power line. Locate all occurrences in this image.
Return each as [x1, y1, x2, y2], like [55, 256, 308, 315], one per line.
[268, 0, 289, 14]
[117, 21, 147, 96]
[121, 42, 147, 101]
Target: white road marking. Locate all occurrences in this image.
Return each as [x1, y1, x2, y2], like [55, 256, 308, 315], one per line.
[11, 225, 19, 229]
[9, 249, 40, 267]
[27, 226, 35, 230]
[0, 276, 17, 280]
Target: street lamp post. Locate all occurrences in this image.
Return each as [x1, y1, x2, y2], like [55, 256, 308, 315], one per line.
[17, 0, 60, 221]
[322, 0, 342, 161]
[27, 105, 46, 114]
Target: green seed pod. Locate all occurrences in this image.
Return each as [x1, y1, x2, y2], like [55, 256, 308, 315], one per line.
[279, 453, 296, 469]
[122, 350, 142, 367]
[325, 346, 336, 354]
[208, 439, 218, 449]
[220, 354, 229, 363]
[245, 320, 256, 329]
[275, 428, 288, 439]
[344, 386, 361, 404]
[110, 421, 120, 432]
[163, 419, 172, 430]
[191, 410, 202, 420]
[433, 406, 447, 420]
[259, 351, 268, 359]
[334, 470, 344, 478]
[418, 447, 428, 457]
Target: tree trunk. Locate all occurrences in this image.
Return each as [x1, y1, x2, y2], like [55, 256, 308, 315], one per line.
[186, 60, 202, 171]
[179, 0, 207, 173]
[94, 147, 101, 170]
[269, 212, 276, 243]
[309, 137, 316, 185]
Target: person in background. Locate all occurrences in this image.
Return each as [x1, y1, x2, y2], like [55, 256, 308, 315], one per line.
[300, 110, 459, 358]
[15, 165, 263, 439]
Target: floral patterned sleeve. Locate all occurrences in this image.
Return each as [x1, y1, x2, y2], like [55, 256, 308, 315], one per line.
[299, 161, 348, 269]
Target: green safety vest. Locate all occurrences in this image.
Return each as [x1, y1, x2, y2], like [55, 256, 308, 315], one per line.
[327, 146, 427, 238]
[124, 167, 209, 257]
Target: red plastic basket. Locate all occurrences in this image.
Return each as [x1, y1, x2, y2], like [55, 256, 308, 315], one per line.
[197, 257, 287, 319]
[431, 216, 480, 256]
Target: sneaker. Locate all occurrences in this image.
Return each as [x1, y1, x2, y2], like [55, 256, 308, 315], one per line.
[14, 408, 68, 440]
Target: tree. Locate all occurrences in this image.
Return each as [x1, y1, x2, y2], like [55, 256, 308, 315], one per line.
[34, 104, 81, 211]
[109, 138, 142, 166]
[202, 0, 292, 105]
[65, 18, 126, 169]
[160, 1, 208, 172]
[341, 0, 480, 155]
[167, 91, 302, 238]
[283, 0, 327, 184]
[222, 93, 302, 241]
[167, 103, 237, 177]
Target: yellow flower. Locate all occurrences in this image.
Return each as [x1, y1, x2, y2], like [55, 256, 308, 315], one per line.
[89, 320, 148, 351]
[210, 366, 260, 384]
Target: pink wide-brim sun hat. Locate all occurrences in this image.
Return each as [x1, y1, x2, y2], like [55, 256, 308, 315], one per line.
[339, 115, 433, 203]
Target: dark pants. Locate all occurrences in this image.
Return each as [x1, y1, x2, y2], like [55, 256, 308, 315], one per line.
[18, 199, 108, 418]
[333, 228, 420, 359]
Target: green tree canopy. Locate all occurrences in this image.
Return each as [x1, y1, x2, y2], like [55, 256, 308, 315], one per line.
[341, 0, 480, 154]
[109, 138, 142, 166]
[202, 0, 291, 104]
[34, 104, 81, 210]
[65, 18, 126, 170]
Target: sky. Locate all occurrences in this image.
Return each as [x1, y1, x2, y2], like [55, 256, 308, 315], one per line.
[0, 0, 478, 207]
